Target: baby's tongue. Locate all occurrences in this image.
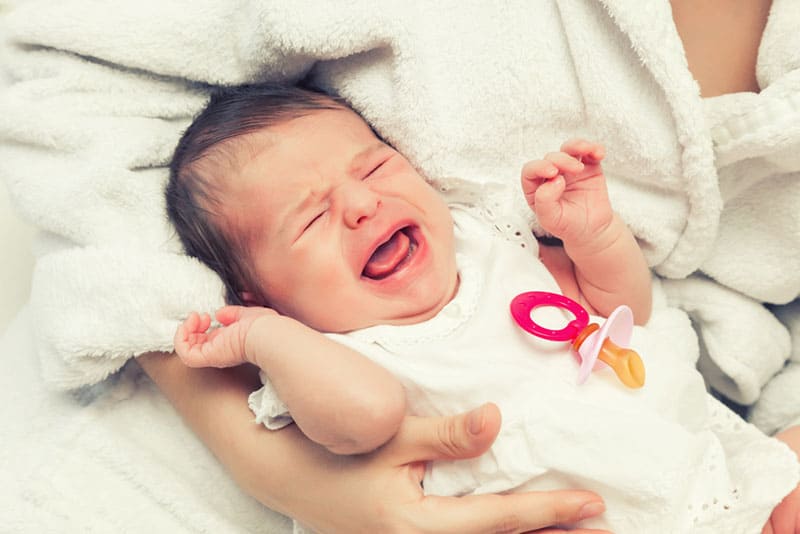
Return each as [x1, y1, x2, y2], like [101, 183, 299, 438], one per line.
[364, 230, 410, 279]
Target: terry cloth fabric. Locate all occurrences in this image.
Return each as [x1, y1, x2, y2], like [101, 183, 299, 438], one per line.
[0, 0, 799, 432]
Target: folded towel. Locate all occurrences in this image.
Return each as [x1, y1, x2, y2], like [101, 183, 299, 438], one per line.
[662, 275, 790, 406]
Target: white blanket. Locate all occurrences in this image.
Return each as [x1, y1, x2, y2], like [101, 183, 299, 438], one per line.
[1, 0, 799, 526]
[0, 307, 292, 532]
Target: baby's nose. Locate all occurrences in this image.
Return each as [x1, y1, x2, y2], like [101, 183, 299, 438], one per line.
[341, 183, 381, 228]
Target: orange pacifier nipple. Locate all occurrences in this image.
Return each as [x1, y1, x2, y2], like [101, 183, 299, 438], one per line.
[573, 324, 645, 389]
[599, 337, 645, 388]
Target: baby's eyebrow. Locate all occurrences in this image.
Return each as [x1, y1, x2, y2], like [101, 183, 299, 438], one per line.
[286, 185, 320, 223]
[282, 191, 318, 244]
[347, 142, 389, 177]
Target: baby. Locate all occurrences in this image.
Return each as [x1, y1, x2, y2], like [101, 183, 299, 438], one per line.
[167, 84, 799, 533]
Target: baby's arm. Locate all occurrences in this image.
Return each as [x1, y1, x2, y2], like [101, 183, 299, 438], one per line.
[522, 139, 652, 323]
[174, 307, 406, 455]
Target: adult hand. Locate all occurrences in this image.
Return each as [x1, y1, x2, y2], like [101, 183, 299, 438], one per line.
[762, 426, 800, 534]
[268, 402, 608, 534]
[139, 353, 608, 533]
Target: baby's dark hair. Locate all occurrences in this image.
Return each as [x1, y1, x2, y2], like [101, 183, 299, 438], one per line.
[166, 83, 344, 305]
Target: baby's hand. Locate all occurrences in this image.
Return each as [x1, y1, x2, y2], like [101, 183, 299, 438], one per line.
[521, 139, 613, 246]
[173, 306, 278, 368]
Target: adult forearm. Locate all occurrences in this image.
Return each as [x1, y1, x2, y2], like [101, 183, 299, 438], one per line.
[136, 352, 611, 534]
[136, 351, 401, 526]
[136, 351, 301, 512]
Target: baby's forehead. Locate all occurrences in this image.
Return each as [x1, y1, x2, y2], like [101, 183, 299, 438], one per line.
[197, 126, 283, 189]
[219, 107, 353, 159]
[225, 127, 279, 164]
[209, 103, 342, 156]
[206, 106, 382, 194]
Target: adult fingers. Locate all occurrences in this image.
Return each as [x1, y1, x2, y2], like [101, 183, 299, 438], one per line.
[764, 486, 800, 534]
[383, 405, 608, 534]
[384, 403, 502, 465]
[417, 490, 607, 534]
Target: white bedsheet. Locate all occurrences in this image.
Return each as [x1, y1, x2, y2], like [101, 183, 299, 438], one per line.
[0, 306, 292, 533]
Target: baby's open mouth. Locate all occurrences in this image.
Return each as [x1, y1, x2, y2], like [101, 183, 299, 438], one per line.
[362, 227, 418, 280]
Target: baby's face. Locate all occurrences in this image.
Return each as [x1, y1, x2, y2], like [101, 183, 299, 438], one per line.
[221, 107, 458, 332]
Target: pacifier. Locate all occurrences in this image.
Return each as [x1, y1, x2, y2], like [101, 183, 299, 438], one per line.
[510, 291, 645, 388]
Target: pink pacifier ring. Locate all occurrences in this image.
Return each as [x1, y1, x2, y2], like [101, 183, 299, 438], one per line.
[510, 291, 589, 342]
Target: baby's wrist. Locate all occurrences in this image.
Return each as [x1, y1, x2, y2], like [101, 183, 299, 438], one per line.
[243, 313, 285, 367]
[562, 214, 622, 258]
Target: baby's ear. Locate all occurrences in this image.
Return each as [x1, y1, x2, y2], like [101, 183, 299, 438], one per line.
[238, 291, 260, 306]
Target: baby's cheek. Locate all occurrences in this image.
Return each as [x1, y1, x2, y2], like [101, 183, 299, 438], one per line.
[314, 265, 350, 289]
[301, 269, 359, 319]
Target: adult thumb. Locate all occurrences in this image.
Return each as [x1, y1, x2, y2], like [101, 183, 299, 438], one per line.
[386, 403, 502, 465]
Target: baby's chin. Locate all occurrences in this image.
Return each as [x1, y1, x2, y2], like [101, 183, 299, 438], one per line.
[309, 312, 429, 334]
[308, 298, 453, 334]
[352, 282, 461, 332]
[298, 271, 459, 333]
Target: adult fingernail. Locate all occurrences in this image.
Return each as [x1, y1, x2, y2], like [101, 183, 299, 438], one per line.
[579, 501, 605, 520]
[468, 406, 485, 435]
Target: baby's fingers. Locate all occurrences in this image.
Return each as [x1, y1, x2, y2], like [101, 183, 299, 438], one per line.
[521, 159, 569, 208]
[179, 311, 211, 333]
[544, 151, 585, 174]
[197, 312, 212, 333]
[183, 311, 200, 333]
[174, 312, 211, 361]
[522, 159, 559, 182]
[173, 319, 191, 351]
[560, 139, 605, 164]
[216, 305, 244, 326]
[534, 174, 567, 208]
[175, 312, 201, 349]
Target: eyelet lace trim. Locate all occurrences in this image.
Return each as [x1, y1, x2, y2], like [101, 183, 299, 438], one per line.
[429, 176, 539, 253]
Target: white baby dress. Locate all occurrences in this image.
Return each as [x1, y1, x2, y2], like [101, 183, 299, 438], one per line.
[250, 205, 799, 534]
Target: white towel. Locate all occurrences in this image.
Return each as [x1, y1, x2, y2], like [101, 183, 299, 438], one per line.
[1, 0, 799, 429]
[1, 307, 292, 533]
[751, 300, 800, 434]
[662, 275, 791, 406]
